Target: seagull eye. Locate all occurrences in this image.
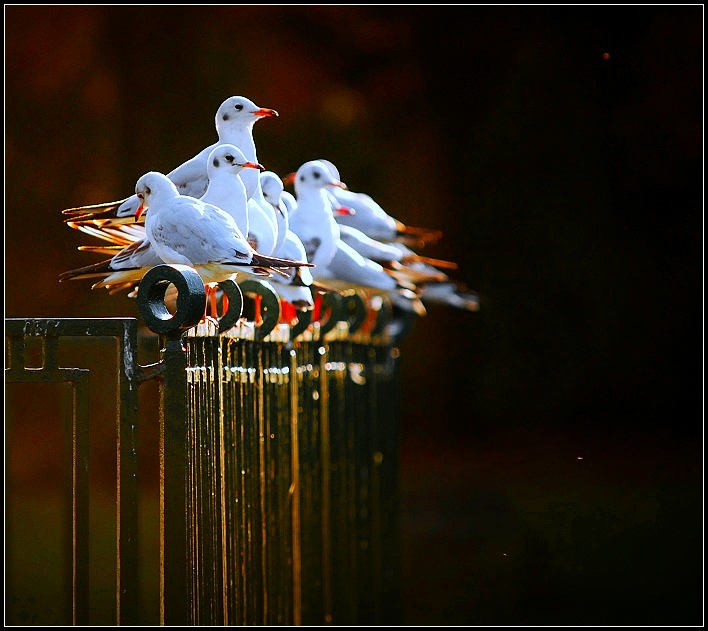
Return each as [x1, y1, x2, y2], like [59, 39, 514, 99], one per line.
[137, 193, 144, 200]
[313, 171, 320, 179]
[146, 187, 151, 195]
[225, 154, 234, 162]
[235, 104, 243, 111]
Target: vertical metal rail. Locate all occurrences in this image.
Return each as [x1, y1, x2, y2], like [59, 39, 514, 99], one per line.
[293, 336, 325, 625]
[5, 318, 141, 626]
[326, 336, 358, 625]
[377, 344, 404, 625]
[136, 264, 207, 626]
[289, 346, 303, 626]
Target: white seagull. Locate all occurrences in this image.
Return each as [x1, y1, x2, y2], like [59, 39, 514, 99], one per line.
[314, 159, 443, 247]
[334, 220, 457, 286]
[388, 242, 480, 312]
[287, 160, 347, 268]
[60, 145, 257, 288]
[60, 152, 311, 291]
[62, 95, 278, 225]
[288, 160, 426, 316]
[256, 169, 322, 311]
[135, 171, 311, 284]
[260, 170, 290, 255]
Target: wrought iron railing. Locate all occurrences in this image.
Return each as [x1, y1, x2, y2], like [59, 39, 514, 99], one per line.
[5, 264, 408, 626]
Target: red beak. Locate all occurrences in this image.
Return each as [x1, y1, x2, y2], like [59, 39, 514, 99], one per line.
[330, 180, 347, 189]
[135, 204, 145, 223]
[253, 108, 278, 118]
[334, 206, 355, 216]
[282, 172, 296, 186]
[242, 161, 265, 171]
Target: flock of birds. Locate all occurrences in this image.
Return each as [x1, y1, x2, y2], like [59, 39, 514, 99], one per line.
[60, 95, 480, 333]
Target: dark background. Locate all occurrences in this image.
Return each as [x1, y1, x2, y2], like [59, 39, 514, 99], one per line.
[6, 6, 703, 626]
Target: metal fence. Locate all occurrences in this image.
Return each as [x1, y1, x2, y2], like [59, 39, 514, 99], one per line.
[5, 265, 408, 626]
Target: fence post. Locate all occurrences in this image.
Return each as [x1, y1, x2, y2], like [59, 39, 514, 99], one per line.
[137, 264, 206, 626]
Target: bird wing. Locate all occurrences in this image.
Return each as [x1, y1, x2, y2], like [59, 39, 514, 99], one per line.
[110, 236, 163, 269]
[149, 196, 252, 266]
[166, 144, 215, 197]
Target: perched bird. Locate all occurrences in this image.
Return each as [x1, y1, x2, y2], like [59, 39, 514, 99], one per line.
[389, 242, 480, 312]
[62, 95, 278, 226]
[60, 163, 312, 295]
[287, 160, 348, 268]
[257, 170, 324, 311]
[260, 170, 290, 255]
[60, 144, 283, 290]
[134, 171, 311, 283]
[288, 160, 426, 316]
[265, 229, 318, 311]
[245, 194, 279, 256]
[316, 159, 442, 246]
[282, 159, 442, 247]
[336, 222, 458, 285]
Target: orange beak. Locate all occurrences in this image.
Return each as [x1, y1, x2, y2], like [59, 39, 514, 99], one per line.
[282, 172, 296, 186]
[242, 161, 265, 171]
[253, 108, 278, 118]
[330, 180, 347, 189]
[135, 204, 145, 223]
[334, 206, 355, 216]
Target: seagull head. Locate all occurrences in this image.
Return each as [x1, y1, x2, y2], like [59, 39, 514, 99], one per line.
[216, 96, 279, 132]
[208, 144, 264, 176]
[317, 159, 341, 182]
[294, 160, 347, 196]
[134, 171, 177, 222]
[260, 171, 285, 210]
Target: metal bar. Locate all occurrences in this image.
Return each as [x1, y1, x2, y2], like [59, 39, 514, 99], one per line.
[289, 347, 302, 626]
[367, 344, 383, 625]
[72, 370, 90, 625]
[159, 335, 190, 626]
[327, 339, 357, 625]
[218, 337, 229, 626]
[297, 340, 325, 625]
[116, 321, 140, 626]
[257, 342, 268, 625]
[6, 334, 92, 626]
[319, 343, 333, 625]
[378, 345, 403, 625]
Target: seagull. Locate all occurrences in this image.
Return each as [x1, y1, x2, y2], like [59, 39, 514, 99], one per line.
[256, 169, 329, 311]
[265, 229, 317, 311]
[313, 159, 443, 247]
[60, 152, 311, 294]
[288, 160, 426, 316]
[287, 160, 347, 268]
[335, 221, 460, 286]
[60, 144, 262, 290]
[260, 170, 290, 255]
[135, 171, 311, 284]
[388, 242, 480, 312]
[62, 95, 278, 225]
[246, 195, 279, 256]
[279, 188, 299, 220]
